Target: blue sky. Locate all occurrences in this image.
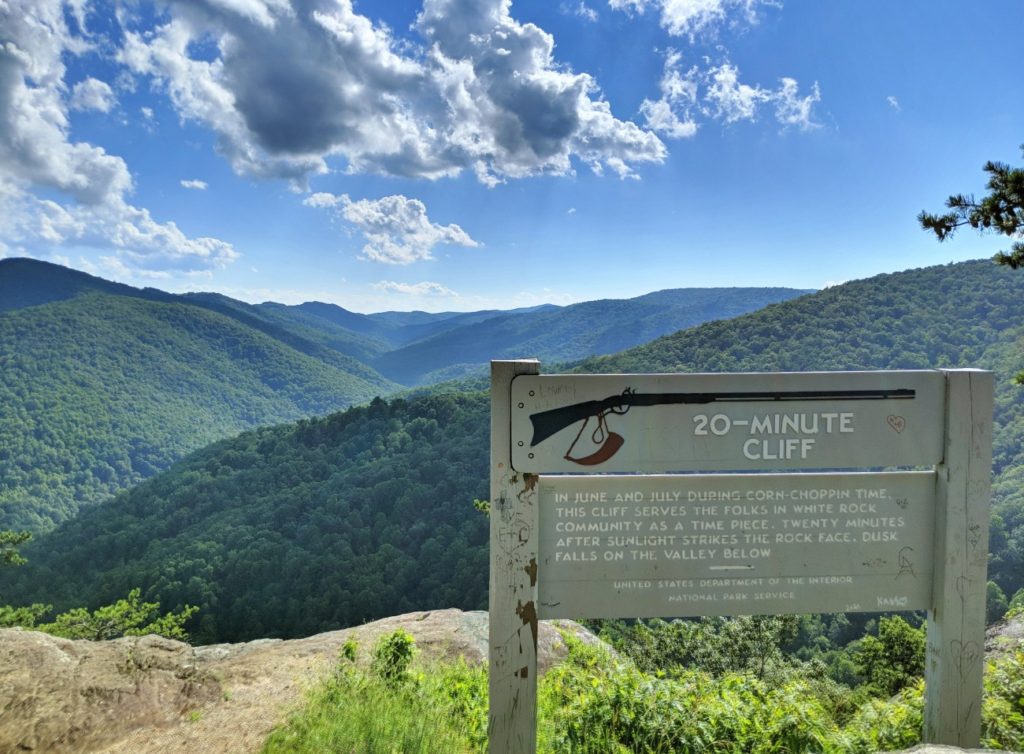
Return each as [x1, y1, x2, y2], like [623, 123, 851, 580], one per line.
[1, 0, 1021, 312]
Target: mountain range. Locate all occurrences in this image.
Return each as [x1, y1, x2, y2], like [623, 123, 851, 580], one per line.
[5, 258, 1023, 644]
[0, 257, 808, 531]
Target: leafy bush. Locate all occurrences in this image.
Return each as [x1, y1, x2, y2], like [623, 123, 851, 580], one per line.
[261, 624, 1024, 754]
[538, 634, 836, 754]
[0, 588, 196, 640]
[850, 616, 924, 697]
[372, 628, 417, 687]
[263, 630, 480, 754]
[982, 650, 1024, 749]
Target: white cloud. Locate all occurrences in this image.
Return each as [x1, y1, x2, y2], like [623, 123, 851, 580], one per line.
[640, 97, 699, 138]
[69, 77, 116, 112]
[373, 280, 458, 297]
[116, 0, 665, 186]
[887, 95, 901, 111]
[640, 49, 699, 138]
[703, 62, 769, 123]
[303, 192, 343, 209]
[0, 0, 237, 274]
[642, 50, 819, 134]
[772, 77, 820, 130]
[180, 179, 208, 190]
[608, 0, 777, 37]
[562, 2, 599, 21]
[304, 192, 480, 265]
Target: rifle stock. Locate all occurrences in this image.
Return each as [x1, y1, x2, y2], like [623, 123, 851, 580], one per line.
[529, 399, 612, 447]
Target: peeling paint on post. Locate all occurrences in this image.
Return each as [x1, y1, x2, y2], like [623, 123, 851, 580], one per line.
[489, 359, 540, 754]
[924, 369, 993, 746]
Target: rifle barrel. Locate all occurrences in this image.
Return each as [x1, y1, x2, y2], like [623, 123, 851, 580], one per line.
[623, 388, 916, 407]
[528, 387, 915, 447]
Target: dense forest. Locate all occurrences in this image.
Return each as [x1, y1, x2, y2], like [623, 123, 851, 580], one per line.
[0, 293, 396, 532]
[3, 394, 491, 642]
[0, 258, 801, 532]
[576, 260, 1024, 598]
[6, 258, 1024, 644]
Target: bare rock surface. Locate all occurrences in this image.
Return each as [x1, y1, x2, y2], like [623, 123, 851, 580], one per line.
[0, 608, 601, 754]
[5, 609, 1019, 754]
[986, 611, 1024, 659]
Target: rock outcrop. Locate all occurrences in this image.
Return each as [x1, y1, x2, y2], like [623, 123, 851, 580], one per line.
[985, 611, 1024, 659]
[0, 608, 602, 753]
[4, 609, 1020, 753]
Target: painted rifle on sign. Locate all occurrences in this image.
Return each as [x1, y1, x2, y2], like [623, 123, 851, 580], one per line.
[527, 387, 916, 466]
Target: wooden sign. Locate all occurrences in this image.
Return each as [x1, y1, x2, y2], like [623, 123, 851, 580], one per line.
[511, 371, 945, 473]
[489, 363, 992, 754]
[537, 472, 935, 619]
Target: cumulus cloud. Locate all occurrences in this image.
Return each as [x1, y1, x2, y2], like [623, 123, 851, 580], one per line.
[304, 192, 480, 265]
[69, 77, 116, 112]
[0, 0, 237, 273]
[608, 0, 777, 37]
[180, 179, 208, 190]
[703, 62, 769, 123]
[887, 95, 901, 111]
[640, 49, 699, 138]
[117, 0, 665, 186]
[373, 280, 458, 297]
[641, 50, 819, 135]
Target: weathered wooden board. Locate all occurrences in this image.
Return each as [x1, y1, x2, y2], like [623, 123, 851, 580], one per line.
[536, 472, 935, 619]
[924, 369, 993, 748]
[489, 360, 540, 754]
[492, 365, 993, 753]
[511, 371, 945, 473]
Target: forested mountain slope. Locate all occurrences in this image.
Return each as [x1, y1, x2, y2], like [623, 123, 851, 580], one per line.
[578, 260, 1024, 596]
[8, 259, 1024, 644]
[285, 301, 559, 347]
[370, 287, 813, 385]
[5, 394, 492, 642]
[0, 293, 398, 532]
[0, 258, 807, 533]
[0, 258, 144, 311]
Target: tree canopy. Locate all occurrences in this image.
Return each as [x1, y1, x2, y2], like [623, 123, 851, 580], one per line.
[10, 260, 1024, 645]
[0, 530, 30, 567]
[919, 146, 1024, 268]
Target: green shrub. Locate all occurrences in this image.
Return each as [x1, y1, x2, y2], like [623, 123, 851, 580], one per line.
[1, 588, 197, 641]
[538, 633, 836, 754]
[261, 626, 1024, 754]
[372, 628, 417, 687]
[983, 650, 1024, 749]
[263, 631, 479, 754]
[850, 616, 924, 697]
[834, 680, 923, 754]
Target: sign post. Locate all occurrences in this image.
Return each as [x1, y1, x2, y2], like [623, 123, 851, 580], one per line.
[925, 370, 993, 745]
[488, 363, 992, 753]
[489, 360, 540, 754]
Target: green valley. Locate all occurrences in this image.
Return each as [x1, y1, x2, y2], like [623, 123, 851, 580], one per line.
[6, 258, 1024, 644]
[0, 257, 804, 532]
